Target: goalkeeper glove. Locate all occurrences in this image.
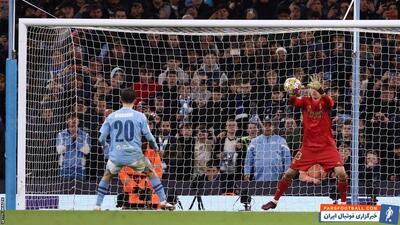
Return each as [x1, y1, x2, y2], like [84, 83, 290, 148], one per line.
[307, 74, 325, 95]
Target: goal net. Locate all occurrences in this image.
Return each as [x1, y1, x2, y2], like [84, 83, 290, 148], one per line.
[18, 20, 400, 210]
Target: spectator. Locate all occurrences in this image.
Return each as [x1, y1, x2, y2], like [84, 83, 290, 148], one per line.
[158, 56, 189, 85]
[359, 150, 382, 203]
[169, 0, 185, 19]
[244, 118, 291, 181]
[129, 1, 145, 19]
[259, 70, 278, 100]
[191, 160, 220, 195]
[254, 0, 279, 19]
[263, 86, 286, 126]
[230, 77, 260, 133]
[55, 1, 76, 18]
[214, 119, 239, 193]
[195, 51, 227, 87]
[193, 125, 214, 178]
[85, 59, 104, 87]
[191, 95, 208, 125]
[132, 67, 161, 106]
[174, 123, 195, 181]
[174, 84, 194, 126]
[338, 1, 351, 20]
[74, 0, 89, 18]
[236, 122, 259, 180]
[0, 34, 6, 73]
[183, 6, 198, 19]
[244, 8, 258, 20]
[209, 4, 230, 19]
[112, 7, 128, 19]
[289, 3, 302, 19]
[279, 117, 301, 157]
[103, 40, 133, 80]
[307, 0, 323, 18]
[49, 50, 68, 77]
[109, 67, 126, 109]
[190, 0, 213, 19]
[326, 4, 339, 19]
[72, 98, 90, 130]
[388, 144, 400, 181]
[0, 0, 8, 24]
[191, 72, 211, 103]
[360, 0, 379, 19]
[205, 86, 228, 133]
[150, 95, 170, 123]
[140, 33, 166, 75]
[156, 120, 178, 179]
[369, 39, 390, 77]
[183, 49, 200, 75]
[26, 107, 59, 178]
[337, 120, 352, 147]
[88, 4, 105, 19]
[276, 7, 291, 20]
[382, 3, 398, 20]
[365, 84, 398, 153]
[56, 114, 90, 179]
[105, 0, 124, 16]
[165, 34, 186, 57]
[148, 0, 172, 19]
[161, 70, 179, 103]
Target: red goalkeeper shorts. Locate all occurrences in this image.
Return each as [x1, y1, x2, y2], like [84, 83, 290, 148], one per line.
[290, 147, 343, 172]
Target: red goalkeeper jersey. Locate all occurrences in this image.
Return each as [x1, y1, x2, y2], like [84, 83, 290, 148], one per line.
[288, 95, 337, 152]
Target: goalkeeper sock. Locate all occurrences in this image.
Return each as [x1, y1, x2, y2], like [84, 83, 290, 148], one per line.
[274, 178, 292, 201]
[149, 176, 166, 202]
[338, 180, 348, 203]
[96, 179, 110, 206]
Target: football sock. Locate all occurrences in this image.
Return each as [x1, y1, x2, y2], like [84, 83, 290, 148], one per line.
[338, 179, 348, 203]
[274, 178, 292, 201]
[149, 176, 166, 202]
[96, 179, 110, 206]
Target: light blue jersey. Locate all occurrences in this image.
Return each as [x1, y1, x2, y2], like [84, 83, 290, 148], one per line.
[99, 107, 157, 165]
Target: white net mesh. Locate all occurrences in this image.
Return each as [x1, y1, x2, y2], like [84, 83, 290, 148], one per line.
[23, 25, 400, 210]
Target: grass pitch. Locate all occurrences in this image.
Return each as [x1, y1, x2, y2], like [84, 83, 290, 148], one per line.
[4, 211, 388, 225]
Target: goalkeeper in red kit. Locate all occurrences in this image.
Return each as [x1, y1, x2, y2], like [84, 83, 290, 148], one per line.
[262, 75, 348, 210]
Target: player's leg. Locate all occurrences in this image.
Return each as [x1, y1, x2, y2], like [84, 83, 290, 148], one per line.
[318, 149, 347, 204]
[261, 168, 298, 210]
[334, 166, 348, 204]
[136, 157, 175, 210]
[95, 160, 120, 209]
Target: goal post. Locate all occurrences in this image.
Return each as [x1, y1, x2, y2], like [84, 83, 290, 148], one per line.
[15, 19, 400, 210]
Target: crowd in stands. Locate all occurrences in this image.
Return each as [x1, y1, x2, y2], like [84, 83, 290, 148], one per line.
[1, 0, 400, 196]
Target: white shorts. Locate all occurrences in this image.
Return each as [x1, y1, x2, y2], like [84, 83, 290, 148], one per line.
[106, 157, 153, 175]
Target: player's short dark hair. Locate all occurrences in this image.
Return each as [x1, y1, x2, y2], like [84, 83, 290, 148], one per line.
[166, 70, 177, 77]
[206, 160, 220, 169]
[66, 113, 78, 121]
[114, 6, 127, 14]
[120, 88, 136, 103]
[181, 123, 192, 129]
[343, 120, 352, 126]
[366, 150, 379, 157]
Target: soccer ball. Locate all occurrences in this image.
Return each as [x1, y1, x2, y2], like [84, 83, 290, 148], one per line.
[284, 77, 302, 94]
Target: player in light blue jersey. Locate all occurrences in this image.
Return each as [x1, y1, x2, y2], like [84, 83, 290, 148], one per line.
[95, 88, 174, 210]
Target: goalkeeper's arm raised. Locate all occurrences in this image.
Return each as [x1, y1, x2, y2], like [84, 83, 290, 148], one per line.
[307, 74, 334, 109]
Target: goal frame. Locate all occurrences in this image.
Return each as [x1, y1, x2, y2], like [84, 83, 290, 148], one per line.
[14, 18, 400, 210]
